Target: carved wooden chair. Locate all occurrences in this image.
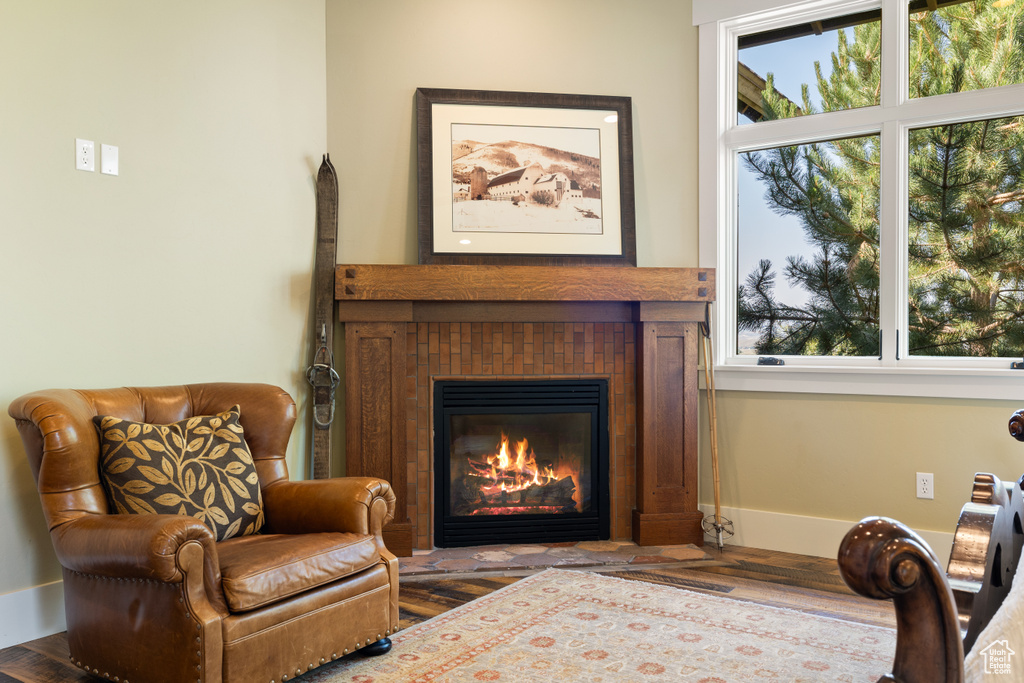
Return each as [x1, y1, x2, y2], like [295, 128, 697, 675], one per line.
[838, 409, 1024, 683]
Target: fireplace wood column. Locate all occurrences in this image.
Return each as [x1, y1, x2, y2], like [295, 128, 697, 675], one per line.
[335, 265, 715, 554]
[344, 321, 413, 555]
[633, 307, 704, 546]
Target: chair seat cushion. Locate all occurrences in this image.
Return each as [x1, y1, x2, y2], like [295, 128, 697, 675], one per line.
[217, 532, 380, 612]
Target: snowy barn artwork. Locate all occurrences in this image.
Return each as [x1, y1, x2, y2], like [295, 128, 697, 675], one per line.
[450, 123, 603, 235]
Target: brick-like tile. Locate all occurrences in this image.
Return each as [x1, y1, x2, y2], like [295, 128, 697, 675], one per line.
[434, 558, 483, 572]
[398, 563, 441, 575]
[504, 544, 548, 555]
[576, 541, 626, 552]
[662, 546, 712, 561]
[630, 555, 679, 564]
[429, 547, 482, 559]
[472, 550, 514, 562]
[509, 554, 559, 569]
[583, 552, 637, 564]
[471, 560, 523, 571]
[408, 320, 637, 550]
[554, 557, 602, 568]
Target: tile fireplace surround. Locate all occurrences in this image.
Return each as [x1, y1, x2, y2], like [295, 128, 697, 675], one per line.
[335, 264, 715, 557]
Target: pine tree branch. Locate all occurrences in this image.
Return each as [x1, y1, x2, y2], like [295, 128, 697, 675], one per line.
[988, 188, 1024, 207]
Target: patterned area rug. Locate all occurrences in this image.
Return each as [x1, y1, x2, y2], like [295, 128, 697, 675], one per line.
[305, 568, 896, 682]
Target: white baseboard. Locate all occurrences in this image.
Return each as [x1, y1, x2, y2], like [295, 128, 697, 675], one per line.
[0, 580, 65, 649]
[698, 504, 955, 568]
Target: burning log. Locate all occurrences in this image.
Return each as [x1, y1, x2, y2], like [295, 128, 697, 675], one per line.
[476, 475, 577, 510]
[453, 432, 583, 516]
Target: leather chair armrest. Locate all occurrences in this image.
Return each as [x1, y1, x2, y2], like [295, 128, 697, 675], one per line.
[52, 513, 219, 583]
[261, 477, 396, 537]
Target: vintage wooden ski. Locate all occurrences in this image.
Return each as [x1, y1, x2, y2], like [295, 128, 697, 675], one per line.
[307, 154, 339, 479]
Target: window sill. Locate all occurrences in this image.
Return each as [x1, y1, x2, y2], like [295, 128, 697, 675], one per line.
[710, 363, 1024, 401]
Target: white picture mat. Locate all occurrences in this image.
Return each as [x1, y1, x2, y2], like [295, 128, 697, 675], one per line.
[431, 103, 623, 256]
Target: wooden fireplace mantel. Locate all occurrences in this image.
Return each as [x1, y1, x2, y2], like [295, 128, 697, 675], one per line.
[335, 264, 713, 302]
[335, 264, 715, 555]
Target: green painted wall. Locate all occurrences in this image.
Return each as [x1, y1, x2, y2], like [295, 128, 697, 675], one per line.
[0, 0, 327, 596]
[698, 391, 1024, 538]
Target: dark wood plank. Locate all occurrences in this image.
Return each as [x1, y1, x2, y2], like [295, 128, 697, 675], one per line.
[0, 643, 91, 683]
[609, 566, 896, 629]
[15, 635, 73, 668]
[399, 576, 523, 629]
[695, 560, 851, 593]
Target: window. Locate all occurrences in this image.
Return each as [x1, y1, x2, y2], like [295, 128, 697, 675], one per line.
[738, 134, 882, 357]
[907, 113, 1024, 357]
[909, 0, 1024, 98]
[696, 0, 1024, 399]
[737, 9, 882, 125]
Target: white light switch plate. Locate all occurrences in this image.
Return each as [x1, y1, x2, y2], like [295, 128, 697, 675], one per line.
[75, 138, 95, 171]
[101, 144, 119, 176]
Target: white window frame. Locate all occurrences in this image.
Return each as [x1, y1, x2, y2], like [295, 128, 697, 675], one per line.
[695, 0, 1024, 400]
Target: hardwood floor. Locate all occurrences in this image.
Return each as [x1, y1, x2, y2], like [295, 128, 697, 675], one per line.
[0, 545, 895, 682]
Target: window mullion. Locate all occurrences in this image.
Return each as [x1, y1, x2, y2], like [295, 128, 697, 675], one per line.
[876, 0, 906, 365]
[700, 19, 734, 365]
[879, 0, 908, 110]
[724, 106, 885, 150]
[878, 120, 904, 366]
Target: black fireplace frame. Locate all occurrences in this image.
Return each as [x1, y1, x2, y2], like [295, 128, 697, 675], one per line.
[433, 379, 610, 547]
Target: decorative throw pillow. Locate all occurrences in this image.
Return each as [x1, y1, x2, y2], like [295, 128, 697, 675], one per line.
[94, 406, 264, 541]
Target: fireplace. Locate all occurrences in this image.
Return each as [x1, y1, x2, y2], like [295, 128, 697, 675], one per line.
[433, 379, 610, 547]
[337, 264, 713, 555]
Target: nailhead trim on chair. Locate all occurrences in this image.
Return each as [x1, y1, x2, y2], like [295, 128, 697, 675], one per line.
[70, 654, 129, 683]
[66, 571, 204, 683]
[268, 625, 399, 683]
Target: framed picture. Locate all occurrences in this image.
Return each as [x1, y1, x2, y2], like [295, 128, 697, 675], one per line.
[416, 88, 636, 266]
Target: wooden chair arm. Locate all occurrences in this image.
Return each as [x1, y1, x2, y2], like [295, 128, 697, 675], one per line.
[838, 516, 964, 683]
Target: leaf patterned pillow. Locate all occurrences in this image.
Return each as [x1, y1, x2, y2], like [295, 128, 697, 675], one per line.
[94, 406, 264, 541]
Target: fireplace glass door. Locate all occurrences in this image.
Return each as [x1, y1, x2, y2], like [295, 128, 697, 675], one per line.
[434, 380, 609, 547]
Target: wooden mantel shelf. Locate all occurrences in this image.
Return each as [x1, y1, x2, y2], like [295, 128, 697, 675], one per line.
[335, 264, 715, 303]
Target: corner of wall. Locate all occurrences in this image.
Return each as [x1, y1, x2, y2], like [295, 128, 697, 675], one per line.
[0, 580, 64, 649]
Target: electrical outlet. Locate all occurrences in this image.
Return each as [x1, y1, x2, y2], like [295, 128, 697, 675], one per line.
[76, 138, 95, 171]
[917, 472, 934, 499]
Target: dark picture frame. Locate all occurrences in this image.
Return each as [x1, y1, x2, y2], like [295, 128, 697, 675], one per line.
[416, 88, 636, 266]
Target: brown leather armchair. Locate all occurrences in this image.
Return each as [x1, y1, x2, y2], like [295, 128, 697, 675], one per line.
[8, 383, 399, 683]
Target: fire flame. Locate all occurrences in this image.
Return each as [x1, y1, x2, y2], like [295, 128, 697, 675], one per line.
[482, 433, 556, 493]
[459, 431, 584, 514]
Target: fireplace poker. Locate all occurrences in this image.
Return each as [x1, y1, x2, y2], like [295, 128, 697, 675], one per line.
[700, 304, 734, 551]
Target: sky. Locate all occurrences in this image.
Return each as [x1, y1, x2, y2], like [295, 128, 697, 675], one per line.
[736, 28, 844, 313]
